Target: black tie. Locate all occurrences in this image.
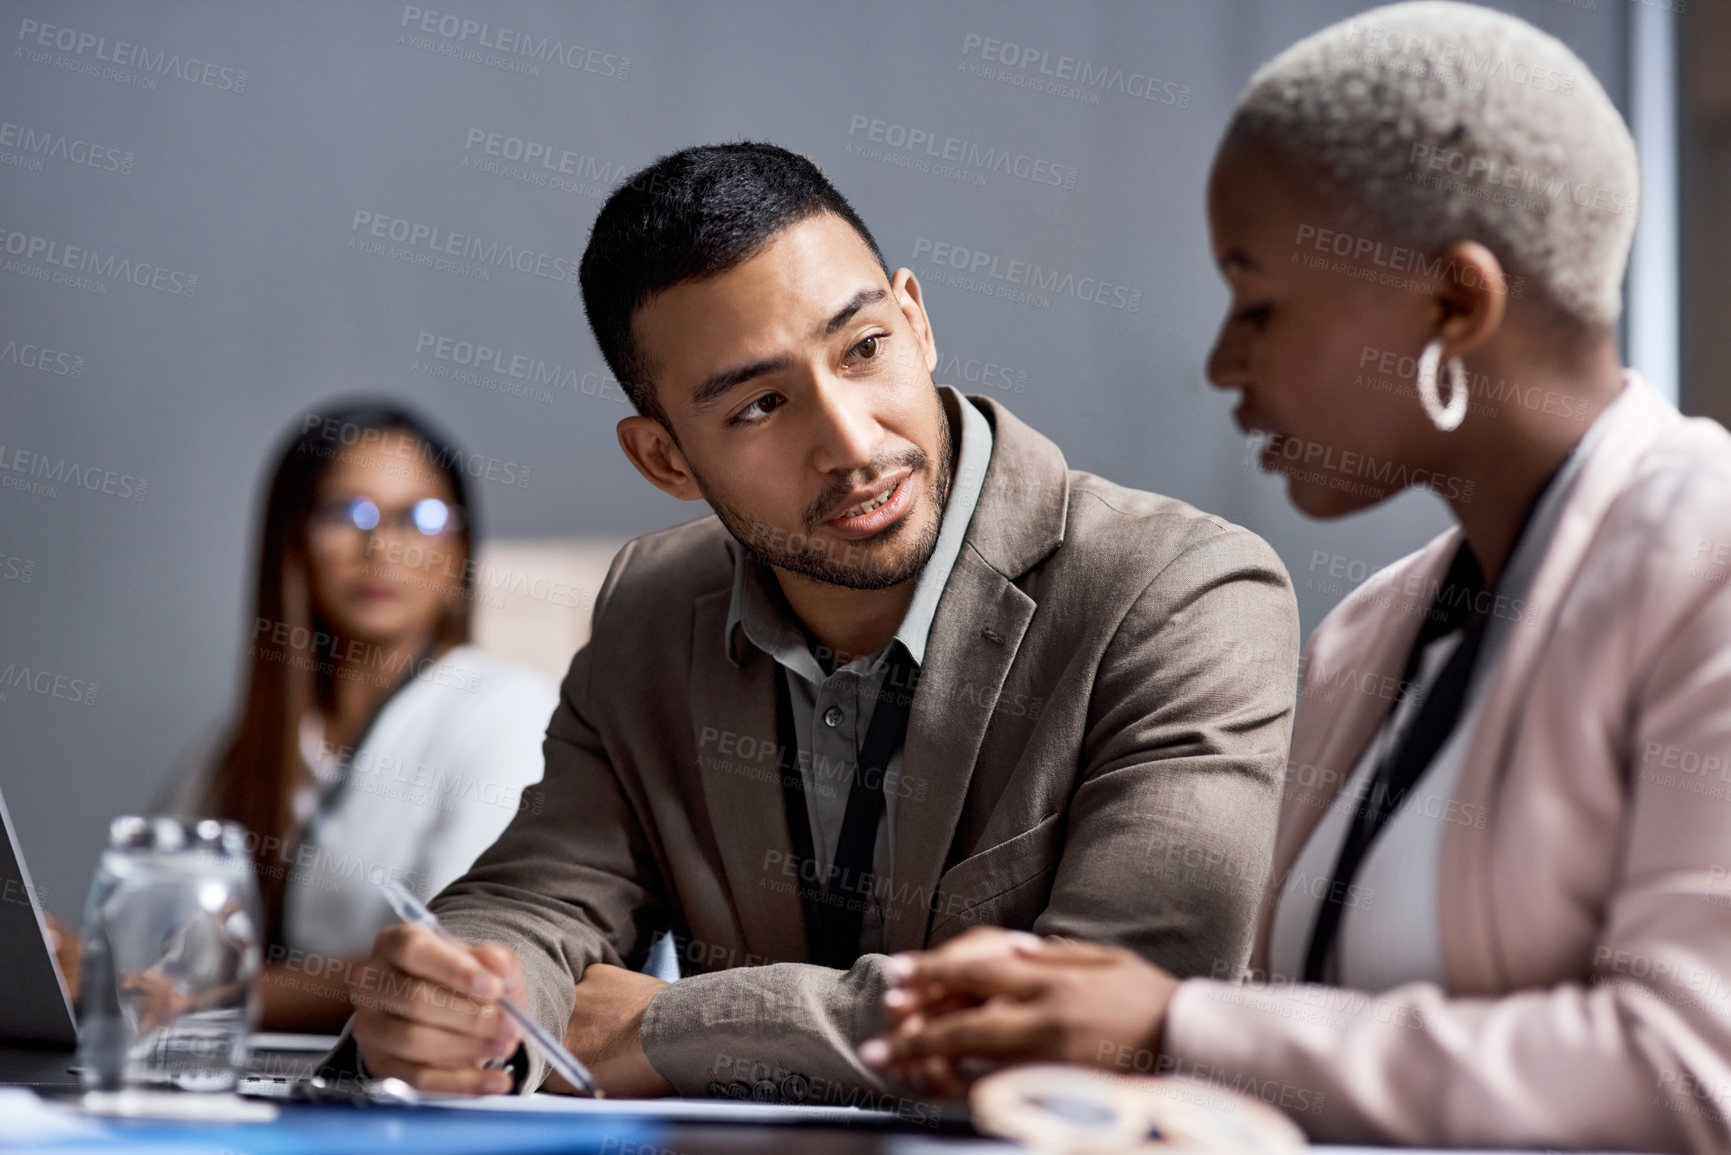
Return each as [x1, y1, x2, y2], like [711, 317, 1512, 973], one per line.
[774, 647, 919, 969]
[1302, 543, 1489, 983]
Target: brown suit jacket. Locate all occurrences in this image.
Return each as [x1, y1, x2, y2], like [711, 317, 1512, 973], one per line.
[431, 394, 1300, 1104]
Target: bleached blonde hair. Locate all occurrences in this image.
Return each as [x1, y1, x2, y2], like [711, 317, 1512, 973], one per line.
[1230, 0, 1639, 327]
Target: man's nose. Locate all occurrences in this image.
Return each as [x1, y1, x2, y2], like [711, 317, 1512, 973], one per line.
[807, 375, 882, 476]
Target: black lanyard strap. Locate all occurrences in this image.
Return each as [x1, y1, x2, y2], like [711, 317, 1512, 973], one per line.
[1301, 543, 1487, 983]
[1300, 454, 1575, 984]
[774, 647, 918, 969]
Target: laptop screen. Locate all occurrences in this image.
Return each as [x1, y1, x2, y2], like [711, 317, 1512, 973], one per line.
[0, 785, 78, 1048]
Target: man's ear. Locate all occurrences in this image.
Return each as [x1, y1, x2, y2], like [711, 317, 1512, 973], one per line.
[617, 415, 703, 500]
[890, 268, 938, 374]
[1429, 240, 1509, 359]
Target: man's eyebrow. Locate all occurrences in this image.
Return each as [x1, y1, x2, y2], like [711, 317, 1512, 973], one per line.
[819, 287, 889, 337]
[689, 355, 794, 409]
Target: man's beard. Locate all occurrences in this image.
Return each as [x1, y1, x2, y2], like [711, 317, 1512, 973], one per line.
[695, 397, 954, 591]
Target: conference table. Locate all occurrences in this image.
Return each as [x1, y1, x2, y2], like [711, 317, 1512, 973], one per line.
[1, 1039, 985, 1155]
[0, 1040, 1630, 1155]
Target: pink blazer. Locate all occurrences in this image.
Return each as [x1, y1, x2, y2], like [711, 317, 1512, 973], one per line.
[1164, 376, 1731, 1151]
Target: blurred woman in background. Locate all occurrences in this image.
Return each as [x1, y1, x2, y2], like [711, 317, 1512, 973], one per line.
[144, 401, 556, 1030]
[864, 3, 1731, 1149]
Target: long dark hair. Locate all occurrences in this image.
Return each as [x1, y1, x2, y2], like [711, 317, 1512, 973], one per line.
[208, 400, 476, 939]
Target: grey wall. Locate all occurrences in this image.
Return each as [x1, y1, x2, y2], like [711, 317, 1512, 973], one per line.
[0, 0, 1635, 920]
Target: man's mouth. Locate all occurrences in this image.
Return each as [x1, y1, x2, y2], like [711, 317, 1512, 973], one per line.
[826, 470, 907, 519]
[836, 481, 899, 519]
[822, 471, 915, 538]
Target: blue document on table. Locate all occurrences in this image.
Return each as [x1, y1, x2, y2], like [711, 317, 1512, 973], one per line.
[0, 1097, 658, 1155]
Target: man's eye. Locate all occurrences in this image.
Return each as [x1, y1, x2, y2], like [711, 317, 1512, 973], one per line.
[849, 334, 886, 362]
[733, 393, 783, 424]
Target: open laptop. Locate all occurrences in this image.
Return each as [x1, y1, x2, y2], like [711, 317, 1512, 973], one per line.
[0, 784, 78, 1049]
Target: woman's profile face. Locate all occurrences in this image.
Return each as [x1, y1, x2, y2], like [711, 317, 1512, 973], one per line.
[304, 431, 465, 650]
[1204, 132, 1448, 518]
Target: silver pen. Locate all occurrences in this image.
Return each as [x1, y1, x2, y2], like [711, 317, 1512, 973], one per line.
[380, 882, 604, 1098]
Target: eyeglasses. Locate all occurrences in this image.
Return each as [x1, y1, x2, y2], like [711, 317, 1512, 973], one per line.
[308, 497, 463, 544]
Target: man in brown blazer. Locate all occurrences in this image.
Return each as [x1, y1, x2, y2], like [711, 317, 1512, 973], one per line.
[341, 143, 1299, 1106]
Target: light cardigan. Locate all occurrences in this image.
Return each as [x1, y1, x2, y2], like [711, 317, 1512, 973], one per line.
[1164, 373, 1731, 1151]
[160, 644, 555, 958]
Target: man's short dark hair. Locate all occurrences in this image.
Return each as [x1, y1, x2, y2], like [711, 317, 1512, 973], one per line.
[578, 142, 887, 426]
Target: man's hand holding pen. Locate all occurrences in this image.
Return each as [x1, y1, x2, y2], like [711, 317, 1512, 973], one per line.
[349, 922, 527, 1095]
[348, 920, 673, 1098]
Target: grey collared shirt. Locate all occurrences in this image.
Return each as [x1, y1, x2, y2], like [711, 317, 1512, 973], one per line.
[723, 385, 992, 955]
